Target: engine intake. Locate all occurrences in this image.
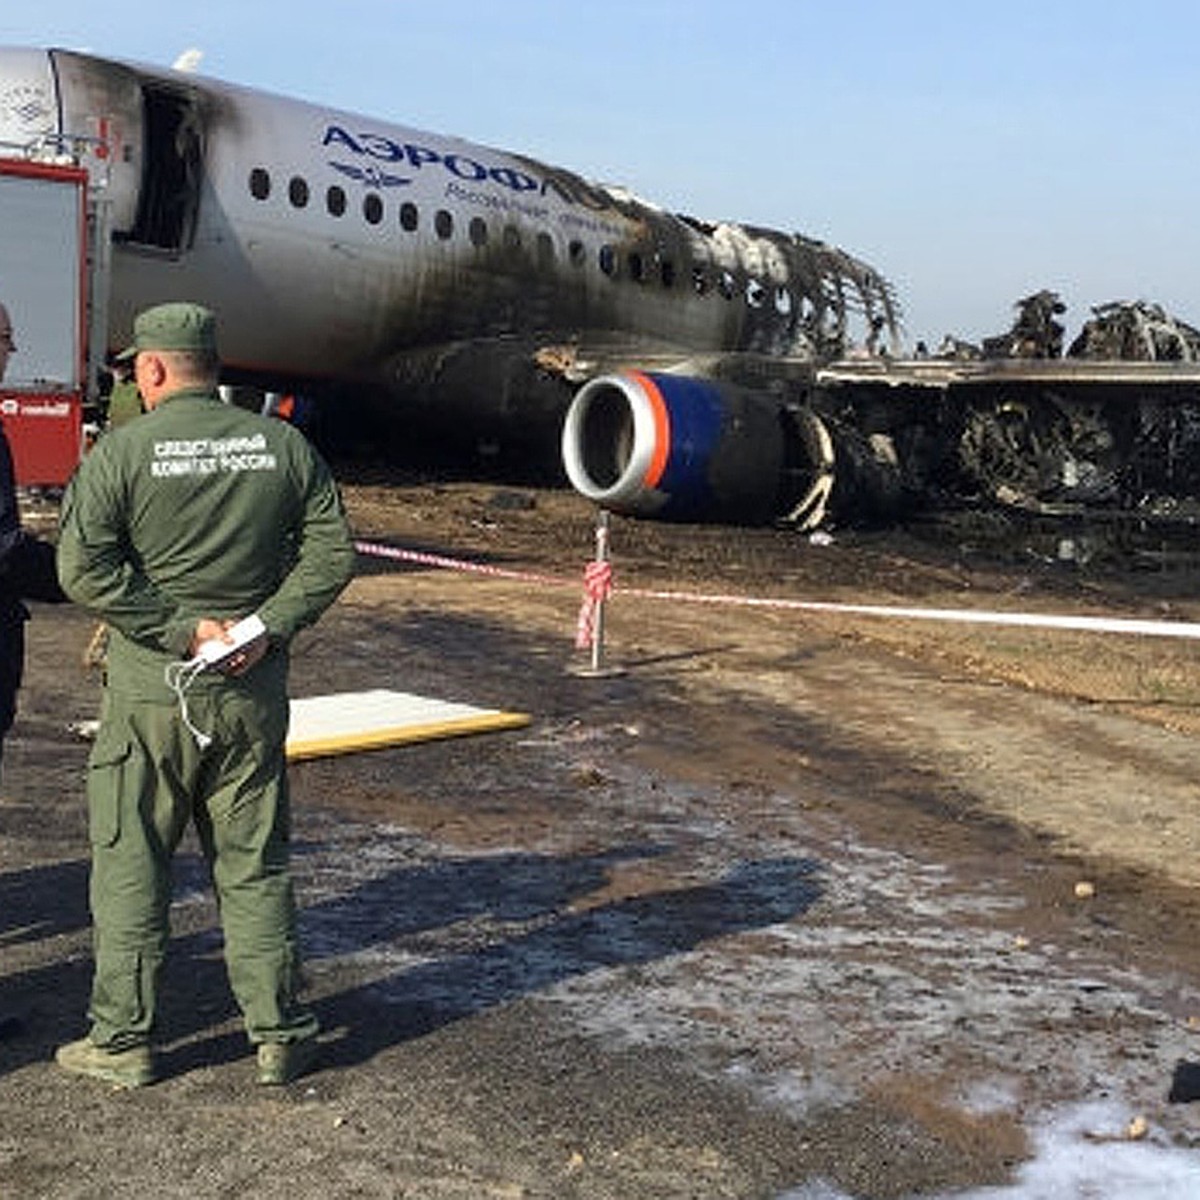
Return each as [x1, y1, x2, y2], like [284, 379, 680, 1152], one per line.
[561, 371, 845, 528]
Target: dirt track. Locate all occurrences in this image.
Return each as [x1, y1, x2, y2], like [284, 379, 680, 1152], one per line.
[3, 479, 1200, 1198]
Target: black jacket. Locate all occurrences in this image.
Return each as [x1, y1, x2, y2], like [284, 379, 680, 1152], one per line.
[0, 421, 66, 607]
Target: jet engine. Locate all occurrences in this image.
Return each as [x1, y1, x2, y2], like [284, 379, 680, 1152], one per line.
[561, 370, 904, 529]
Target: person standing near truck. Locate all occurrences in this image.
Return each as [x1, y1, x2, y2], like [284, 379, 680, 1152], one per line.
[0, 300, 66, 781]
[0, 298, 67, 1043]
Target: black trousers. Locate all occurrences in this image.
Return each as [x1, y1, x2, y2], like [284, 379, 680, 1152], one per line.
[0, 599, 25, 776]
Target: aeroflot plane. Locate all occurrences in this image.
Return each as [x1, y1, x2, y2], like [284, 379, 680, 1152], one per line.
[0, 46, 902, 525]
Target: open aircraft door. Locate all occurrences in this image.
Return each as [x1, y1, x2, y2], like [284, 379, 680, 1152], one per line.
[0, 157, 88, 485]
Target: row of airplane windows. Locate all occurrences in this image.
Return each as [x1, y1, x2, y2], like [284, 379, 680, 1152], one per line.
[247, 168, 799, 317]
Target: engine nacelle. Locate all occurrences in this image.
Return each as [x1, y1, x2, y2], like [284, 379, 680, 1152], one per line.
[561, 371, 843, 528]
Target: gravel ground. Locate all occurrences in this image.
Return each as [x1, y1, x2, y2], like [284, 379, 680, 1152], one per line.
[2, 478, 1200, 1198]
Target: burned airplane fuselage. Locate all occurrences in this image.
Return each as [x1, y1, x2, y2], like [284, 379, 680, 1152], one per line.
[0, 45, 901, 480]
[2, 45, 1198, 533]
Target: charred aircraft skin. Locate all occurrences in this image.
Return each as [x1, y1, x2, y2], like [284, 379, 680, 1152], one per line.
[0, 47, 897, 375]
[2, 45, 1198, 530]
[934, 294, 1200, 522]
[563, 325, 1200, 531]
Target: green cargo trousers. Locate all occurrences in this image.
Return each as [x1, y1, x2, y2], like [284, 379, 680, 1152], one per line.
[84, 673, 317, 1051]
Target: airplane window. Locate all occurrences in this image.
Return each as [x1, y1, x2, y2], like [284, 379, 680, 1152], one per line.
[660, 259, 676, 288]
[469, 217, 488, 246]
[435, 209, 453, 240]
[774, 287, 793, 316]
[326, 186, 346, 217]
[692, 266, 711, 295]
[568, 240, 585, 267]
[537, 232, 555, 267]
[628, 252, 645, 283]
[400, 202, 419, 232]
[503, 225, 521, 253]
[288, 176, 309, 208]
[249, 168, 270, 201]
[718, 270, 737, 300]
[363, 194, 383, 225]
[599, 245, 617, 277]
[746, 279, 766, 308]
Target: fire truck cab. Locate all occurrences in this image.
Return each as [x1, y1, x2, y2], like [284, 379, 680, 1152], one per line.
[0, 153, 95, 486]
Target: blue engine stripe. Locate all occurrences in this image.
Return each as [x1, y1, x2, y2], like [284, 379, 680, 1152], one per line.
[643, 373, 725, 513]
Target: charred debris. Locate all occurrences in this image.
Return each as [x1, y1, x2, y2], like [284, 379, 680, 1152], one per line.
[810, 291, 1200, 532]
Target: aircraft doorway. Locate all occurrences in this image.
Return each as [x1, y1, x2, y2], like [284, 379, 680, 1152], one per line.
[129, 86, 201, 252]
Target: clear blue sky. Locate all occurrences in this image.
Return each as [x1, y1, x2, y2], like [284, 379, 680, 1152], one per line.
[3, 0, 1197, 348]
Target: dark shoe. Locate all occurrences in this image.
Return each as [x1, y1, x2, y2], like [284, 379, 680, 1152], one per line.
[55, 1037, 154, 1088]
[256, 1038, 318, 1086]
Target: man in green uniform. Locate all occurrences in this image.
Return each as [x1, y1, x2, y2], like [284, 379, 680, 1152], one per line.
[104, 358, 143, 428]
[55, 302, 356, 1087]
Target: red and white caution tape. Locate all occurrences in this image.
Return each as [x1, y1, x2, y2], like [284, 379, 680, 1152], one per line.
[575, 559, 614, 650]
[617, 586, 1200, 640]
[353, 539, 566, 588]
[354, 540, 1200, 641]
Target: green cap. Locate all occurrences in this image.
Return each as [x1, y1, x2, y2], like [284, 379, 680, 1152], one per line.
[116, 302, 218, 361]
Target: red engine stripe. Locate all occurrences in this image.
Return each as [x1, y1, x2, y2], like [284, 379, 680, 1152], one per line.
[628, 370, 671, 489]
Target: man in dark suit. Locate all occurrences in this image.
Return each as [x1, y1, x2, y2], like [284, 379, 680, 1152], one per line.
[0, 301, 66, 778]
[0, 300, 68, 1041]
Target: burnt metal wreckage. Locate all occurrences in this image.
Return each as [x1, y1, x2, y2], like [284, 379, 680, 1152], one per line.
[533, 199, 1200, 538]
[744, 288, 1200, 534]
[556, 260, 1200, 536]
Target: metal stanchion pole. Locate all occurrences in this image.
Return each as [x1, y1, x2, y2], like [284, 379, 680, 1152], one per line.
[569, 508, 625, 677]
[589, 510, 610, 673]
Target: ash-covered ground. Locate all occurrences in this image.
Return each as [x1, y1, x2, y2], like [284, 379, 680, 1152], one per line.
[2, 478, 1200, 1199]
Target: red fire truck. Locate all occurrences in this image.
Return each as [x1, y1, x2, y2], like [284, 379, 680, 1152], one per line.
[0, 152, 102, 486]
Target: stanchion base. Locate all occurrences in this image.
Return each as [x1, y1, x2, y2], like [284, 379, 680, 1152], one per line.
[566, 660, 627, 678]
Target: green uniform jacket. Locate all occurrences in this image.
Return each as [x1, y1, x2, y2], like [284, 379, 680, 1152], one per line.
[57, 387, 356, 701]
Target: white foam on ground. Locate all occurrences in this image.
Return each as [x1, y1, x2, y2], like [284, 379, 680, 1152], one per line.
[778, 1101, 1200, 1198]
[283, 759, 1200, 1195]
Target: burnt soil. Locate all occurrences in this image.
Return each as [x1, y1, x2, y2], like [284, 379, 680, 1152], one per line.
[2, 475, 1200, 1198]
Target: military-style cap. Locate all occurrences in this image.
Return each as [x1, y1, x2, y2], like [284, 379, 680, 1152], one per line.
[116, 302, 218, 361]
